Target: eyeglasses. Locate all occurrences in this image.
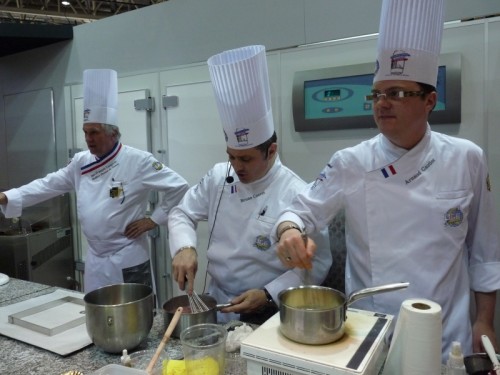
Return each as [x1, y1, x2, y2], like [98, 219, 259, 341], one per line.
[365, 89, 425, 103]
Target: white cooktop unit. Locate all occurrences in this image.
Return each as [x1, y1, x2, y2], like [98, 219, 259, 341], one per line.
[241, 309, 392, 375]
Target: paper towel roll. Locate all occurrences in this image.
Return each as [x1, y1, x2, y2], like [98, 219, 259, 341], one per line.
[381, 299, 442, 375]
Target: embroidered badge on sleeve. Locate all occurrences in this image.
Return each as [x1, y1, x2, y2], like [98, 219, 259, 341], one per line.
[152, 161, 163, 171]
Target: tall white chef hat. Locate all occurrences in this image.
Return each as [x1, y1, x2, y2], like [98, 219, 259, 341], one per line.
[207, 45, 274, 149]
[83, 69, 118, 126]
[374, 0, 445, 87]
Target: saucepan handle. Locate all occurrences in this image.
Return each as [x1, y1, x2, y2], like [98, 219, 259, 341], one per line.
[347, 282, 410, 306]
[216, 303, 233, 310]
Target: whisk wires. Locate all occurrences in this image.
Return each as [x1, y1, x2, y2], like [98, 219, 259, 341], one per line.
[188, 291, 210, 313]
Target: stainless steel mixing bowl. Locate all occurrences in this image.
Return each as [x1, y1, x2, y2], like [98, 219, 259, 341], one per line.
[84, 283, 154, 353]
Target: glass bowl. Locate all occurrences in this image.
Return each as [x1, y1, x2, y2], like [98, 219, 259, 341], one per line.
[127, 349, 169, 374]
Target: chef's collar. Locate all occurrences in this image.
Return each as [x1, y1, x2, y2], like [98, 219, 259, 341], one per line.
[380, 124, 432, 158]
[244, 155, 282, 188]
[95, 142, 120, 161]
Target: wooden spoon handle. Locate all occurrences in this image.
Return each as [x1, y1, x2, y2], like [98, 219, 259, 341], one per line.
[146, 306, 183, 374]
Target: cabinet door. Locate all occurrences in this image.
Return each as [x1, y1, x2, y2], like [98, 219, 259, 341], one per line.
[161, 66, 226, 297]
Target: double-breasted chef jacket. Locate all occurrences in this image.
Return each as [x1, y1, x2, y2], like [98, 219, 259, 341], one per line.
[168, 156, 332, 323]
[276, 125, 500, 361]
[1, 142, 189, 293]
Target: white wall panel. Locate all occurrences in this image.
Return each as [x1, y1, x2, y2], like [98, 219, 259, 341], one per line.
[65, 0, 305, 83]
[4, 88, 56, 187]
[486, 19, 500, 223]
[440, 22, 486, 147]
[160, 65, 224, 296]
[487, 19, 500, 343]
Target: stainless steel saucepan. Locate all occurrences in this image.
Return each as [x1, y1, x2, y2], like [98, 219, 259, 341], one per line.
[162, 294, 231, 338]
[278, 282, 409, 345]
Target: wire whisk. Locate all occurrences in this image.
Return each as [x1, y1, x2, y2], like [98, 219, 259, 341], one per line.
[187, 291, 210, 313]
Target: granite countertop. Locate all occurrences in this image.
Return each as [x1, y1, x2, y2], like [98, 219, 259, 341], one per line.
[0, 278, 448, 375]
[0, 279, 247, 375]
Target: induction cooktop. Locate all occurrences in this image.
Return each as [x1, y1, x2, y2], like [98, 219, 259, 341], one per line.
[241, 308, 392, 375]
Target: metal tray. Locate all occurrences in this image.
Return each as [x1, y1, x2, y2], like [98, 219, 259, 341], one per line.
[8, 296, 85, 336]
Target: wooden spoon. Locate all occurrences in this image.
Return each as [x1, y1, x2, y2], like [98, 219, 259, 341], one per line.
[145, 306, 183, 374]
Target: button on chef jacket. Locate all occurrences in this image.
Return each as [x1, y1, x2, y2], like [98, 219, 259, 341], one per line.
[274, 125, 500, 362]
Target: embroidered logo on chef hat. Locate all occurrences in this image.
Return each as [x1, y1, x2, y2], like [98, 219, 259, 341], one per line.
[207, 45, 274, 149]
[83, 69, 118, 126]
[374, 0, 445, 88]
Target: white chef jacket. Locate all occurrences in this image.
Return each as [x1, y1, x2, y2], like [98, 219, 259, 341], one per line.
[1, 143, 189, 293]
[273, 125, 500, 361]
[168, 156, 332, 323]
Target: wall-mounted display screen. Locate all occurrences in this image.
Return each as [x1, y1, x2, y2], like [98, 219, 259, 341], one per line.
[293, 53, 461, 132]
[303, 72, 374, 120]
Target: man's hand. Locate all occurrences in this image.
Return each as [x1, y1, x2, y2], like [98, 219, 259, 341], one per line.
[220, 289, 269, 314]
[172, 247, 197, 294]
[472, 291, 498, 353]
[473, 320, 498, 353]
[276, 222, 316, 269]
[124, 217, 157, 239]
[0, 192, 7, 205]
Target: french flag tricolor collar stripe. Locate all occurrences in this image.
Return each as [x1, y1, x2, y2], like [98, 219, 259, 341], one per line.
[81, 143, 122, 175]
[381, 165, 397, 178]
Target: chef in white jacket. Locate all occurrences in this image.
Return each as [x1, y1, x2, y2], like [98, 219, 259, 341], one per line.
[168, 45, 331, 324]
[273, 0, 500, 362]
[0, 69, 189, 293]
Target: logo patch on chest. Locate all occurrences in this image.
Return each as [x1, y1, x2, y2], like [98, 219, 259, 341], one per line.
[254, 235, 271, 251]
[444, 207, 463, 227]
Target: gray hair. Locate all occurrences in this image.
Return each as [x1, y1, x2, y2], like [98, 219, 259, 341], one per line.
[101, 123, 121, 141]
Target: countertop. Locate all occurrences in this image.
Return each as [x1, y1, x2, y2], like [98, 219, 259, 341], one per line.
[0, 279, 247, 375]
[0, 278, 448, 375]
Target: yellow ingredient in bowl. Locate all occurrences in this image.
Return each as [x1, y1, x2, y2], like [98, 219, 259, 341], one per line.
[162, 356, 219, 375]
[163, 359, 186, 375]
[185, 357, 219, 375]
[186, 357, 219, 375]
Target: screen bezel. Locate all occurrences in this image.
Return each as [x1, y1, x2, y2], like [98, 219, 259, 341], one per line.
[292, 53, 461, 132]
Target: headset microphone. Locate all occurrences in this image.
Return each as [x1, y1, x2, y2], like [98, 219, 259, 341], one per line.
[225, 161, 234, 184]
